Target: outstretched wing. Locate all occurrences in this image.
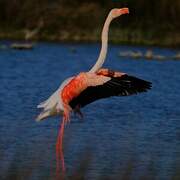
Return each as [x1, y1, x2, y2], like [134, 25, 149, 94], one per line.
[69, 73, 152, 109]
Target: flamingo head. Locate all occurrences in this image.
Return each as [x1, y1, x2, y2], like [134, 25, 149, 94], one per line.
[110, 8, 129, 19]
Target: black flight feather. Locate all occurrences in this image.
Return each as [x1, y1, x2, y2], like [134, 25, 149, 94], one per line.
[69, 74, 152, 109]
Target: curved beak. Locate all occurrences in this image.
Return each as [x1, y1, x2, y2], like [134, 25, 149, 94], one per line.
[118, 8, 129, 15]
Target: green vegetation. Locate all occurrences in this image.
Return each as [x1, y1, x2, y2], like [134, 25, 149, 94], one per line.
[0, 0, 179, 47]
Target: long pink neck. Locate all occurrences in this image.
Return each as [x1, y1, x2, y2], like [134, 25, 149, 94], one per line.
[89, 14, 112, 73]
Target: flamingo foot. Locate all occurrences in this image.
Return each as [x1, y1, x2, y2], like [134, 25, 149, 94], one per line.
[74, 106, 84, 119]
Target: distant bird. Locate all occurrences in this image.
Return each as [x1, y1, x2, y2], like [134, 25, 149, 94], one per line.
[118, 50, 143, 59]
[10, 43, 33, 50]
[173, 52, 180, 60]
[144, 49, 153, 59]
[130, 51, 143, 59]
[25, 19, 44, 41]
[144, 49, 166, 60]
[36, 8, 151, 173]
[10, 19, 44, 50]
[154, 55, 166, 60]
[118, 50, 132, 57]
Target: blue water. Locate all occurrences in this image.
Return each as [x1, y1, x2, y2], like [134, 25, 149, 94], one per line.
[0, 42, 180, 180]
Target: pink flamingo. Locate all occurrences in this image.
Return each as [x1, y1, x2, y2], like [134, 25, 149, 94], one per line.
[36, 8, 151, 174]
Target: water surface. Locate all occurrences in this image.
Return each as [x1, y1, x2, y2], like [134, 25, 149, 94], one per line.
[0, 42, 180, 179]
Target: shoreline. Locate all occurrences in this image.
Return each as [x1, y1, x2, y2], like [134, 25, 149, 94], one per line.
[0, 28, 179, 48]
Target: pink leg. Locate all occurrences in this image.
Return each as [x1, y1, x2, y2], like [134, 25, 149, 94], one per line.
[55, 104, 71, 179]
[56, 117, 65, 179]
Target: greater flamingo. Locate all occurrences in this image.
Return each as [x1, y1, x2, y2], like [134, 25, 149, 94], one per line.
[36, 8, 151, 174]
